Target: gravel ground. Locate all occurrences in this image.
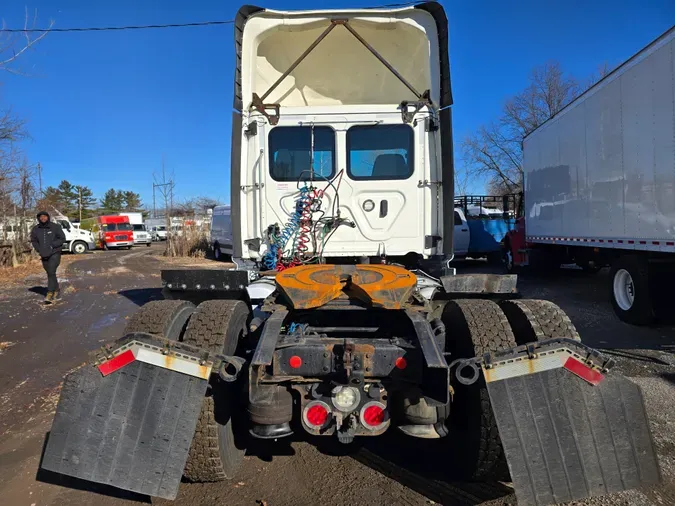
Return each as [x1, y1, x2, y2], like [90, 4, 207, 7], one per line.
[0, 249, 672, 506]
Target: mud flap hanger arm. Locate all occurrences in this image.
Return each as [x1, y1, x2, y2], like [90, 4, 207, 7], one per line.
[93, 332, 247, 383]
[251, 19, 430, 125]
[449, 337, 617, 386]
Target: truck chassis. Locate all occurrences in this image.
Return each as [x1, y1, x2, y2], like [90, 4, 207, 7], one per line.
[40, 264, 661, 506]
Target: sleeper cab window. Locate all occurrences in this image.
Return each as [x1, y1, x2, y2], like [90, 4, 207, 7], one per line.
[268, 126, 336, 182]
[347, 124, 414, 180]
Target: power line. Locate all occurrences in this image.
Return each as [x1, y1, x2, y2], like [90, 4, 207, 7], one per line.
[0, 20, 234, 33]
[0, 2, 427, 33]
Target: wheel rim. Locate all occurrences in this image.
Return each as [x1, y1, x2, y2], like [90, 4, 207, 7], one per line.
[214, 246, 220, 259]
[613, 268, 635, 311]
[74, 243, 86, 253]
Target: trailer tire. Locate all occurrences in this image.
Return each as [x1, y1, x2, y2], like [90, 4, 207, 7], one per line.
[500, 299, 580, 344]
[183, 300, 250, 483]
[123, 299, 195, 340]
[610, 256, 654, 325]
[441, 299, 516, 480]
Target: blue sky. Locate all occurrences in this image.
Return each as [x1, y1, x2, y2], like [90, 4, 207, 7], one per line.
[1, 0, 673, 206]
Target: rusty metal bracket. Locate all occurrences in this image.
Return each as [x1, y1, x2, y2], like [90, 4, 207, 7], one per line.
[251, 93, 281, 126]
[400, 92, 433, 123]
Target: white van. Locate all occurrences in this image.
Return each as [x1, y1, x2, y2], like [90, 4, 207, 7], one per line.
[209, 205, 233, 261]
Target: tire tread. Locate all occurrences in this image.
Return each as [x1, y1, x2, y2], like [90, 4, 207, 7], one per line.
[182, 300, 248, 483]
[443, 299, 516, 480]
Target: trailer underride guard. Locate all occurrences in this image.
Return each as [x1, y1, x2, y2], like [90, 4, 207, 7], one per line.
[40, 3, 661, 506]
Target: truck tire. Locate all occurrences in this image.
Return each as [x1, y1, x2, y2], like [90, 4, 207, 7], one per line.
[123, 300, 195, 339]
[72, 241, 88, 254]
[183, 300, 250, 483]
[441, 299, 516, 480]
[500, 299, 580, 344]
[610, 255, 654, 325]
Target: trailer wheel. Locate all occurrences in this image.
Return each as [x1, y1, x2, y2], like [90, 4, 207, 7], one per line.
[441, 299, 516, 480]
[123, 299, 195, 339]
[500, 299, 580, 344]
[183, 300, 250, 483]
[610, 256, 654, 325]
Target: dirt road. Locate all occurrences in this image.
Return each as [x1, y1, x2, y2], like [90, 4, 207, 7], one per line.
[0, 248, 673, 506]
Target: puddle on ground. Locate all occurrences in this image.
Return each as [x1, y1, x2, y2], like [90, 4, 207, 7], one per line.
[87, 313, 121, 332]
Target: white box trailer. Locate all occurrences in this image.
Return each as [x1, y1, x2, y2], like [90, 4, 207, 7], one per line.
[507, 26, 675, 325]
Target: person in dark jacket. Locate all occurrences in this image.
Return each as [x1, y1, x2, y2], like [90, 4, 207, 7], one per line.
[30, 211, 66, 302]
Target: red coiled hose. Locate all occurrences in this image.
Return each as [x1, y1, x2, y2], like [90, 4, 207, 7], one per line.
[296, 192, 314, 255]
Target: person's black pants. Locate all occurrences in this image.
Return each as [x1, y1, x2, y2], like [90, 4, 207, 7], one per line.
[42, 254, 61, 292]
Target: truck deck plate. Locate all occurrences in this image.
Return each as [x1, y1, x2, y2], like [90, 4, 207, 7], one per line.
[487, 366, 661, 506]
[40, 360, 207, 500]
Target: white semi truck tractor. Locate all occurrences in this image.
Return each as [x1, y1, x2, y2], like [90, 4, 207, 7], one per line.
[40, 4, 661, 505]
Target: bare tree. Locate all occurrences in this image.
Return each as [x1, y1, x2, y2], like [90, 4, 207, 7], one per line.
[462, 61, 580, 196]
[584, 61, 613, 90]
[175, 196, 220, 217]
[1, 7, 53, 76]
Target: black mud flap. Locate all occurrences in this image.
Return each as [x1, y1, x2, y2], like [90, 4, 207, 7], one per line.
[480, 341, 662, 506]
[40, 360, 207, 500]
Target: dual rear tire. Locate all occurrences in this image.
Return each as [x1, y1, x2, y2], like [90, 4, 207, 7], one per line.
[440, 298, 579, 480]
[123, 298, 250, 483]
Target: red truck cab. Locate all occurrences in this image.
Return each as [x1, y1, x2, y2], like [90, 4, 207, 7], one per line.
[97, 215, 134, 250]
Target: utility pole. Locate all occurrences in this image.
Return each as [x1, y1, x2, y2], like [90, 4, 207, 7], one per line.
[37, 162, 42, 196]
[79, 187, 83, 222]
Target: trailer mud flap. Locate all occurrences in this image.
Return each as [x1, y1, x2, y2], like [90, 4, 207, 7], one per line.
[482, 344, 661, 506]
[40, 360, 207, 500]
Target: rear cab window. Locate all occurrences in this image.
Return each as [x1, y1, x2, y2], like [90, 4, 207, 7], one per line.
[454, 211, 464, 225]
[268, 126, 335, 181]
[347, 124, 414, 180]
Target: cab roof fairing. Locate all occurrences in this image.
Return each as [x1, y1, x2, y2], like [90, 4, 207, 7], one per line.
[232, 2, 452, 112]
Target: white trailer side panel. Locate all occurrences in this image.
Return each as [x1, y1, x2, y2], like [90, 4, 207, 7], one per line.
[523, 28, 675, 253]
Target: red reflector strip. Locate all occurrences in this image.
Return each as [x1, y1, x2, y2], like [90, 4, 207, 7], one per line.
[98, 349, 135, 376]
[563, 356, 604, 385]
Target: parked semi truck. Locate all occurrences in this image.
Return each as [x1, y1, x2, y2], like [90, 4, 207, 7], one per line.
[40, 4, 661, 506]
[503, 26, 675, 325]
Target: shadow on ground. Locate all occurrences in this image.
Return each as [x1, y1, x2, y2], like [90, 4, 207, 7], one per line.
[118, 288, 163, 306]
[247, 429, 512, 506]
[28, 286, 48, 297]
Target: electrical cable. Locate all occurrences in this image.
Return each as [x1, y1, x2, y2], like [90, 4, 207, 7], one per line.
[0, 21, 235, 33]
[1, 3, 426, 33]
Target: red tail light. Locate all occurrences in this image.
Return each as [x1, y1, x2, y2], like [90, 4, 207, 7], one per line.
[395, 356, 407, 370]
[303, 401, 331, 428]
[360, 401, 388, 430]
